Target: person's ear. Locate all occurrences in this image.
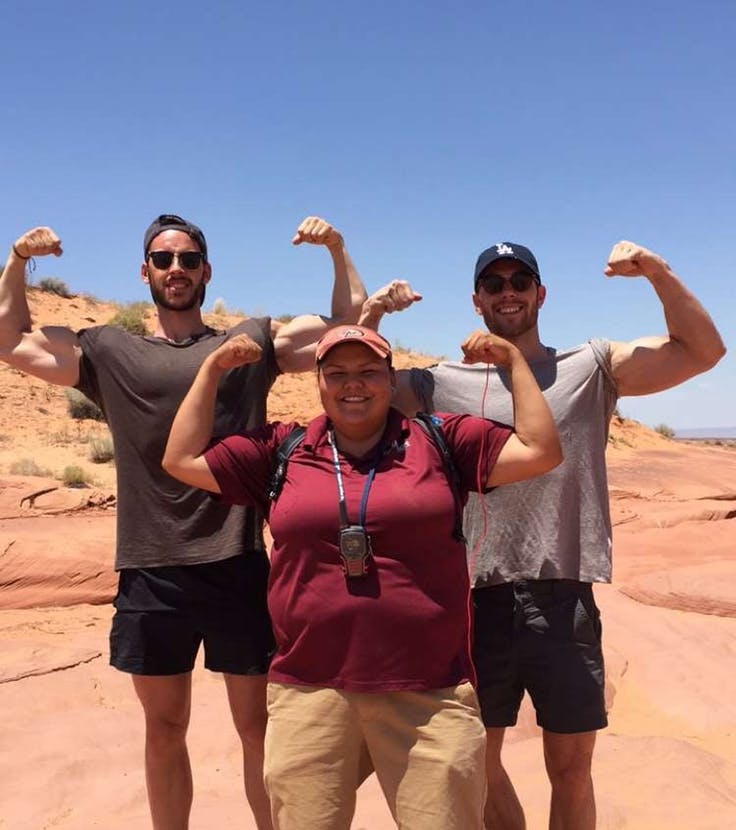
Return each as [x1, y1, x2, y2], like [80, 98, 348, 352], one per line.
[536, 284, 546, 308]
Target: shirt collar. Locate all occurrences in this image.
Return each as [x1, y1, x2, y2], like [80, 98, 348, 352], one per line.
[302, 407, 411, 455]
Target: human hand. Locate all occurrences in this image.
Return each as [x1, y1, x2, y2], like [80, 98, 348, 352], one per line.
[13, 227, 63, 259]
[365, 279, 422, 315]
[210, 334, 263, 370]
[291, 216, 343, 249]
[604, 240, 669, 279]
[461, 330, 518, 368]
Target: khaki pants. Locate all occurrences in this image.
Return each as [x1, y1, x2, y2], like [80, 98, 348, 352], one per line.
[264, 681, 486, 830]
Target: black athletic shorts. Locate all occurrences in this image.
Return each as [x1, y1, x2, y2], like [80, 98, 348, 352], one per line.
[110, 552, 275, 676]
[472, 580, 607, 733]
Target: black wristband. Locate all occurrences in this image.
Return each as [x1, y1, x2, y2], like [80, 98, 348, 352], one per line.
[12, 244, 30, 261]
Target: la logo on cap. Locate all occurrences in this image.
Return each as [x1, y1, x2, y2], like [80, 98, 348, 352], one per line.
[496, 243, 514, 256]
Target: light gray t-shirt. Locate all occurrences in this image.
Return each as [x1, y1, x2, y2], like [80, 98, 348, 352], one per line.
[410, 339, 618, 585]
[76, 318, 278, 570]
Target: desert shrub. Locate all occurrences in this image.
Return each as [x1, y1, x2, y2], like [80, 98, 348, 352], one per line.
[109, 302, 150, 336]
[65, 388, 105, 421]
[89, 435, 114, 463]
[37, 277, 73, 298]
[61, 465, 92, 487]
[212, 297, 227, 315]
[10, 458, 52, 477]
[274, 314, 295, 324]
[654, 423, 675, 439]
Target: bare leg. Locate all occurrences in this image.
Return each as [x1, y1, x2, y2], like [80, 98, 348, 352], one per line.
[224, 673, 273, 830]
[543, 730, 597, 830]
[484, 727, 526, 830]
[133, 673, 193, 830]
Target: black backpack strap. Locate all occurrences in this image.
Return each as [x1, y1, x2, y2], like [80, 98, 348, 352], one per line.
[412, 413, 466, 543]
[267, 426, 307, 501]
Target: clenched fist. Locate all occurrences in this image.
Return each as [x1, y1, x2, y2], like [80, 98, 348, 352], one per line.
[461, 330, 518, 369]
[291, 216, 342, 249]
[210, 334, 262, 370]
[605, 240, 669, 279]
[13, 227, 63, 259]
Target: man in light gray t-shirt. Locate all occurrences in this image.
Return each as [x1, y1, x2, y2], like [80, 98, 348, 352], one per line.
[361, 239, 725, 830]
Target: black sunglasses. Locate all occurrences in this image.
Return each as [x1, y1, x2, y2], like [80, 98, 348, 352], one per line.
[147, 250, 205, 270]
[477, 271, 538, 294]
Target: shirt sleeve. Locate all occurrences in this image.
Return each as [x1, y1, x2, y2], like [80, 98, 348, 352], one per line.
[203, 421, 298, 511]
[588, 338, 619, 416]
[74, 327, 105, 409]
[433, 412, 513, 494]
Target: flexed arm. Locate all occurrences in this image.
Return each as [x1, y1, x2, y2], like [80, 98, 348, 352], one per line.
[162, 334, 263, 492]
[605, 241, 726, 396]
[357, 279, 425, 414]
[0, 227, 81, 385]
[273, 216, 368, 373]
[461, 331, 562, 486]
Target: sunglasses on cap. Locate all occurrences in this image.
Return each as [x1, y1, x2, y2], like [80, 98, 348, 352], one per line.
[147, 250, 205, 270]
[476, 270, 538, 294]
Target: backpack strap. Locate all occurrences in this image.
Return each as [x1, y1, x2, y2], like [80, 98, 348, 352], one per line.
[267, 426, 307, 501]
[412, 413, 466, 543]
[268, 418, 467, 545]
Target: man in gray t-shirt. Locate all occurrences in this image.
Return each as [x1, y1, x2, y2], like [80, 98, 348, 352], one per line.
[0, 214, 367, 830]
[361, 240, 725, 830]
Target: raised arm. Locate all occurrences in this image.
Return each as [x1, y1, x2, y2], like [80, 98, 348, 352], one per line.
[358, 279, 425, 414]
[604, 241, 726, 396]
[162, 334, 264, 492]
[461, 331, 562, 486]
[272, 216, 368, 373]
[0, 227, 81, 385]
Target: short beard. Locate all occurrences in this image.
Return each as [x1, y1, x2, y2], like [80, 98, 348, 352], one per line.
[482, 303, 540, 340]
[147, 276, 206, 311]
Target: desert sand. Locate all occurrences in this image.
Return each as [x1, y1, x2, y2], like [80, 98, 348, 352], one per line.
[1, 289, 734, 829]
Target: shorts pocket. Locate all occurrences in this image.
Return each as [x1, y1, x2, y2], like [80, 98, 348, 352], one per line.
[573, 596, 602, 645]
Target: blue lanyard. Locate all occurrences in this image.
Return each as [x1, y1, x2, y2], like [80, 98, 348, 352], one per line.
[327, 430, 380, 529]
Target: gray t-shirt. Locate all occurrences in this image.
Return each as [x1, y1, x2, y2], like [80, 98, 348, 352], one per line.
[411, 339, 618, 585]
[76, 318, 278, 570]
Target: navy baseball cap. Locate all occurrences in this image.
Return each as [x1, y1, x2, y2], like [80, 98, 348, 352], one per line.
[143, 214, 208, 260]
[474, 242, 540, 288]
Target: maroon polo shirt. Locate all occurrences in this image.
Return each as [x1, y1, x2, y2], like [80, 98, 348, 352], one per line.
[205, 408, 511, 692]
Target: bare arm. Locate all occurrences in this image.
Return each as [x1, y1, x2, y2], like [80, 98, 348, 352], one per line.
[0, 227, 81, 385]
[460, 331, 562, 486]
[162, 334, 264, 492]
[358, 279, 425, 414]
[273, 216, 368, 373]
[604, 241, 726, 396]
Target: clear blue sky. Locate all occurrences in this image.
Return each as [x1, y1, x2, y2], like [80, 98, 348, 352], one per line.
[2, 0, 733, 429]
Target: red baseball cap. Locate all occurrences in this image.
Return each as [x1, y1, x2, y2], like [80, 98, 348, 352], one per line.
[316, 325, 392, 363]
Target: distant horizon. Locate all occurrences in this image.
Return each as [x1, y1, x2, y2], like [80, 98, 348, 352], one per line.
[674, 427, 736, 440]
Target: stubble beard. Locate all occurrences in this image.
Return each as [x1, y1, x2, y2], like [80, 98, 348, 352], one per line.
[147, 277, 205, 311]
[483, 303, 540, 341]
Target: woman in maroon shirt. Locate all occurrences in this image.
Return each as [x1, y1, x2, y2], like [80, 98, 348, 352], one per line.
[163, 324, 561, 830]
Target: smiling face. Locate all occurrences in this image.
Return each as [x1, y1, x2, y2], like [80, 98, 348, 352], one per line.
[317, 341, 395, 443]
[472, 259, 546, 341]
[141, 229, 211, 311]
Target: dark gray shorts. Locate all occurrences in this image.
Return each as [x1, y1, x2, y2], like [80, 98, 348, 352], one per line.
[110, 552, 275, 676]
[472, 580, 607, 733]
